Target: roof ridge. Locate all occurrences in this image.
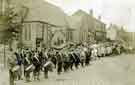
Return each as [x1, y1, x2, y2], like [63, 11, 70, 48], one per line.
[43, 0, 62, 11]
[72, 9, 89, 16]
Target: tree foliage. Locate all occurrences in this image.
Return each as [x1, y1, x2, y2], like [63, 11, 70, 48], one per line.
[0, 4, 29, 45]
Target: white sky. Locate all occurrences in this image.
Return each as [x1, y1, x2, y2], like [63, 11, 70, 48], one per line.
[45, 0, 135, 32]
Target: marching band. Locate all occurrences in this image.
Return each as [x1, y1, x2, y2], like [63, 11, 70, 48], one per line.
[7, 42, 123, 85]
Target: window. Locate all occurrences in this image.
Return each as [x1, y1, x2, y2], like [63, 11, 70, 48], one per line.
[24, 25, 27, 40]
[28, 24, 31, 40]
[68, 31, 70, 41]
[24, 23, 31, 41]
[66, 31, 69, 41]
[70, 31, 73, 41]
[67, 30, 73, 41]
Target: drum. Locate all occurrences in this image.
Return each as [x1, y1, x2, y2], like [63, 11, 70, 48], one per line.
[43, 61, 51, 68]
[12, 65, 20, 72]
[43, 61, 54, 71]
[25, 64, 35, 72]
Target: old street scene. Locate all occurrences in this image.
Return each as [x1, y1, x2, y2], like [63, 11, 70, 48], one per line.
[0, 0, 135, 85]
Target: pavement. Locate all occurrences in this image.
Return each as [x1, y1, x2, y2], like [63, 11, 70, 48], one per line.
[1, 53, 135, 85]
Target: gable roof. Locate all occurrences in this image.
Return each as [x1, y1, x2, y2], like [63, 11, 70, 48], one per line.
[65, 16, 81, 29]
[67, 9, 88, 30]
[71, 9, 88, 22]
[11, 0, 69, 27]
[72, 9, 88, 17]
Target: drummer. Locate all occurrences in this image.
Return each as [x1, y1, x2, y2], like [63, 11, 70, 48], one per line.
[23, 52, 33, 82]
[7, 48, 17, 85]
[33, 51, 42, 81]
[42, 48, 49, 78]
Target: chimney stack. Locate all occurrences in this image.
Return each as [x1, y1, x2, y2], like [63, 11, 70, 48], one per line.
[98, 15, 101, 20]
[89, 9, 93, 16]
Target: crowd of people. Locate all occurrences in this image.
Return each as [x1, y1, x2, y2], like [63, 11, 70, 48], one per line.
[7, 41, 123, 85]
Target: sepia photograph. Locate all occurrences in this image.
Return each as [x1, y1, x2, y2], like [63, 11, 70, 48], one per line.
[0, 0, 135, 85]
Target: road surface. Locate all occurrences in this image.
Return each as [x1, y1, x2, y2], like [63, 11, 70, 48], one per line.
[1, 54, 135, 85]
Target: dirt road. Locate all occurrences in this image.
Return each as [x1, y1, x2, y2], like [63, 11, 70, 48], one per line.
[1, 54, 135, 85]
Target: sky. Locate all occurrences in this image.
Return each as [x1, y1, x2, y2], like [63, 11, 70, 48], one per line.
[45, 0, 135, 32]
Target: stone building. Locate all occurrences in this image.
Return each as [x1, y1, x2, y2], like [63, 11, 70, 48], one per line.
[106, 24, 127, 42]
[106, 24, 119, 41]
[87, 10, 106, 42]
[70, 9, 106, 43]
[1, 0, 106, 49]
[127, 32, 135, 49]
[106, 24, 130, 48]
[10, 0, 70, 48]
[71, 10, 91, 43]
[66, 15, 81, 43]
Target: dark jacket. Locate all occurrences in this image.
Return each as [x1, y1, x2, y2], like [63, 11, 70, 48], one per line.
[15, 52, 22, 66]
[56, 53, 63, 63]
